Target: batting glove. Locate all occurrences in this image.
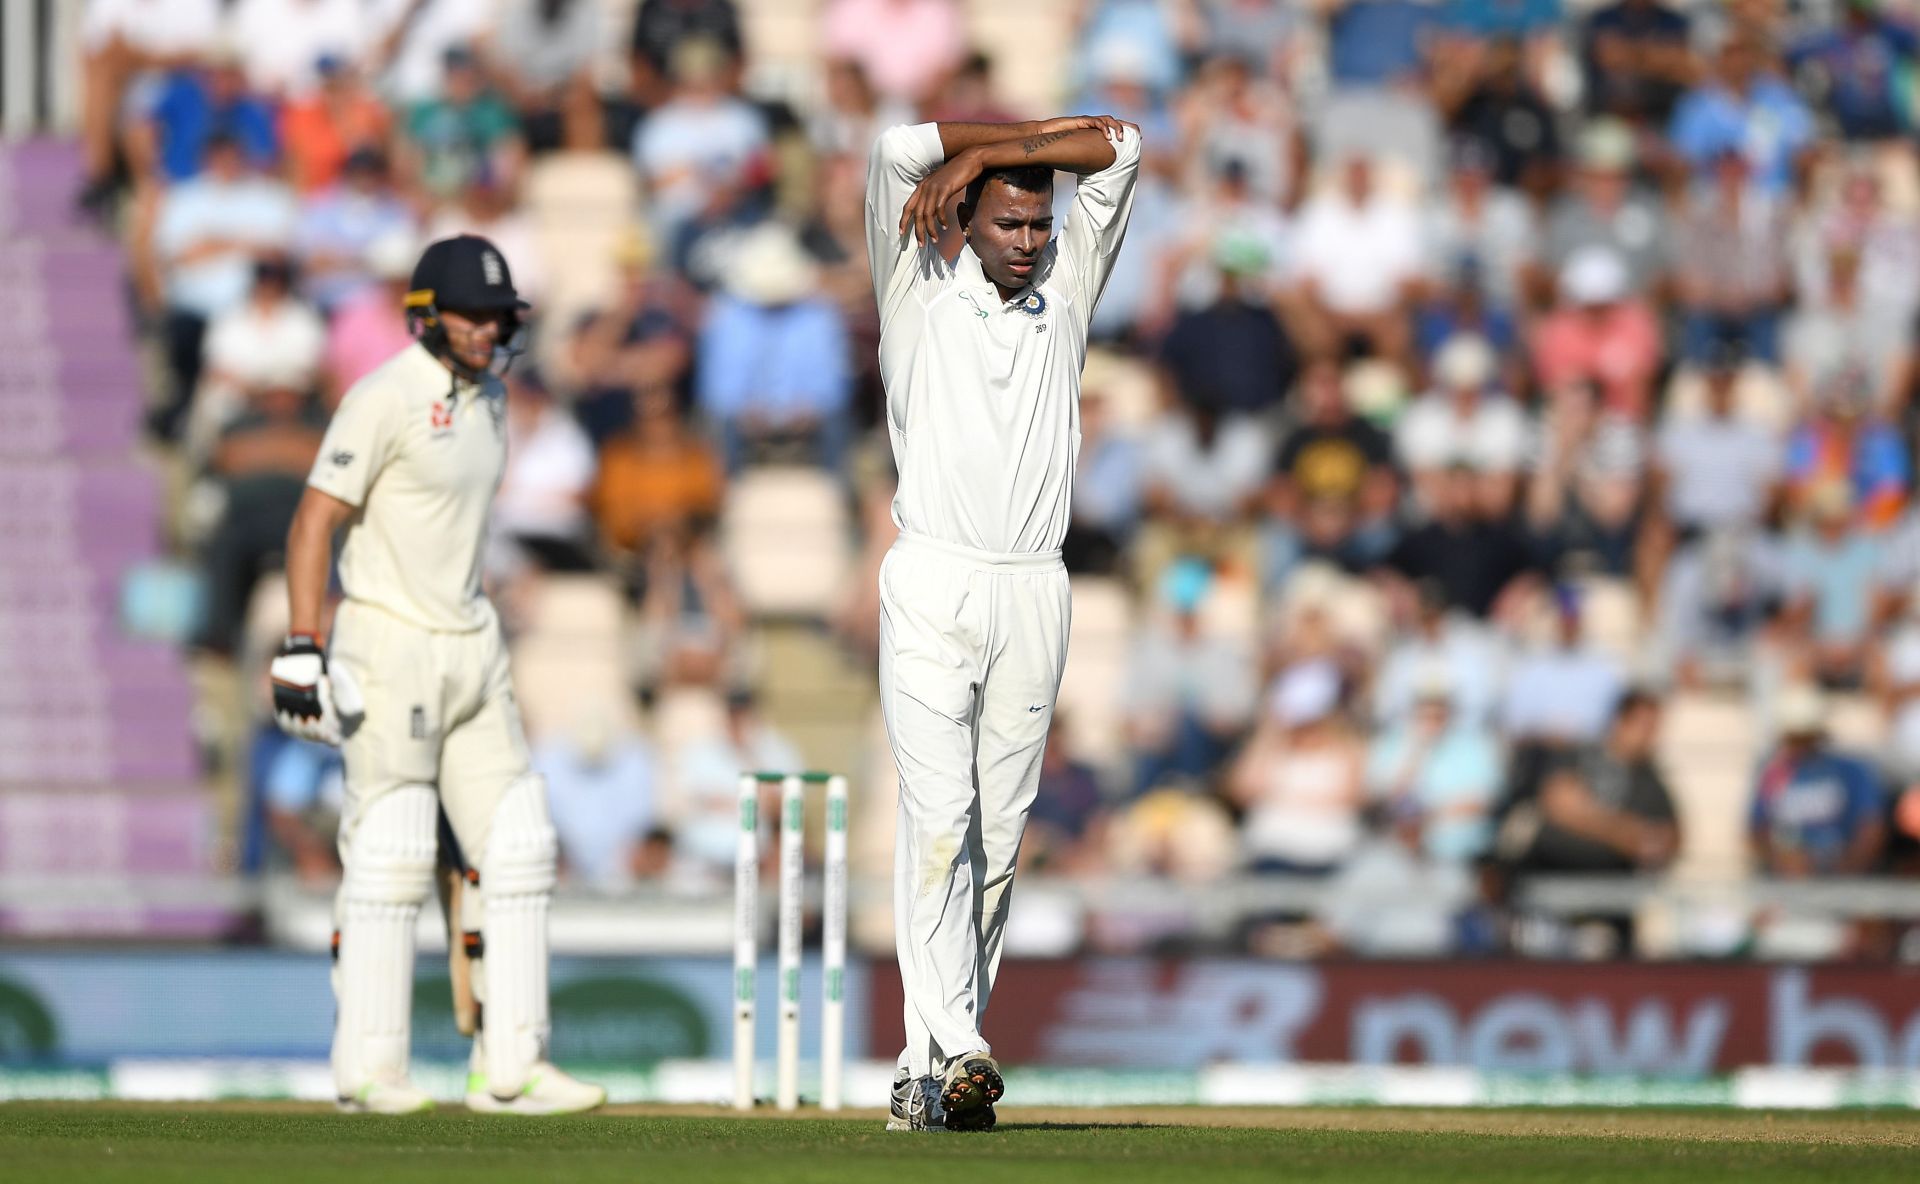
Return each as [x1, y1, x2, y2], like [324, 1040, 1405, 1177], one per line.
[271, 633, 341, 746]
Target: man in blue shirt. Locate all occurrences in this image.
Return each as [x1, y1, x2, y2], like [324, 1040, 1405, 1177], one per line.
[137, 47, 278, 183]
[1751, 685, 1888, 876]
[1789, 0, 1920, 141]
[1670, 36, 1817, 197]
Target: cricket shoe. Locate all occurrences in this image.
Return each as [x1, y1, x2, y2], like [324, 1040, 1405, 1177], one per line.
[466, 1054, 607, 1115]
[336, 1078, 436, 1115]
[944, 1102, 997, 1132]
[886, 1073, 947, 1131]
[939, 1052, 1004, 1121]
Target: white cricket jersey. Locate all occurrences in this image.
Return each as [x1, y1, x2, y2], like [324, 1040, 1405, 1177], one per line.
[866, 122, 1141, 556]
[307, 343, 507, 633]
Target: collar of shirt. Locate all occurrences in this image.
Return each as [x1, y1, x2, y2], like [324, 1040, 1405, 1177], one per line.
[404, 341, 491, 399]
[954, 245, 1033, 307]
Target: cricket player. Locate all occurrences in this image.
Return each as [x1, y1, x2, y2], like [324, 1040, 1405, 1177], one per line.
[867, 116, 1140, 1130]
[271, 235, 604, 1115]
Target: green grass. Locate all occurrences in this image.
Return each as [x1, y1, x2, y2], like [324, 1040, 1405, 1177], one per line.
[3, 1103, 1918, 1183]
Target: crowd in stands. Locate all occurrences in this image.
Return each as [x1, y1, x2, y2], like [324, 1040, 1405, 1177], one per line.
[82, 0, 1920, 960]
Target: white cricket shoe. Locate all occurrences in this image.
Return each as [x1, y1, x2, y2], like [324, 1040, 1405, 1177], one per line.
[465, 1052, 606, 1115]
[336, 1078, 436, 1115]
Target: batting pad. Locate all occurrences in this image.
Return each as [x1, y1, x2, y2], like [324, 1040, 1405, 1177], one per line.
[480, 773, 558, 1096]
[333, 783, 437, 1094]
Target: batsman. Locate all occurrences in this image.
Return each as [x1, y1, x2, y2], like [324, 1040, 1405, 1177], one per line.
[867, 115, 1140, 1130]
[271, 235, 604, 1115]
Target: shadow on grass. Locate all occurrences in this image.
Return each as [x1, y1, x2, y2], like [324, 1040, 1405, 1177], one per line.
[993, 1122, 1160, 1132]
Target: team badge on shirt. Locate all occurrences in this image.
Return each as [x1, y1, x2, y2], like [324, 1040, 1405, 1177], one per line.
[1014, 291, 1047, 318]
[430, 401, 454, 434]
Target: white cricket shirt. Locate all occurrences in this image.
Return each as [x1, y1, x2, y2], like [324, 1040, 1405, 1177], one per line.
[307, 343, 507, 633]
[866, 122, 1141, 556]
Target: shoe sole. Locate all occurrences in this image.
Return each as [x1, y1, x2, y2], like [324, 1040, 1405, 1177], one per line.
[335, 1098, 435, 1116]
[941, 1058, 1004, 1116]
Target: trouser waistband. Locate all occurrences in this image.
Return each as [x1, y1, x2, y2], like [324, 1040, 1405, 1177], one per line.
[894, 531, 1065, 573]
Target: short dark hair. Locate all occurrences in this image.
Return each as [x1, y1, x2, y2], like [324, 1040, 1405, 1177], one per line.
[964, 165, 1053, 211]
[1611, 688, 1662, 725]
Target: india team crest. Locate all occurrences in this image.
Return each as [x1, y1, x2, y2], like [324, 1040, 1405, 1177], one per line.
[1014, 290, 1047, 318]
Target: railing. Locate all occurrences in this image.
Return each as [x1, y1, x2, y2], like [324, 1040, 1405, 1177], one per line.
[2, 0, 83, 138]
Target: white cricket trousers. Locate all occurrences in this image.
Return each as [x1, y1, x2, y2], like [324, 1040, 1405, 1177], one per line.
[878, 531, 1071, 1077]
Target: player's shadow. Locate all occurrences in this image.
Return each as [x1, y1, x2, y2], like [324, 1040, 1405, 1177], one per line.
[995, 1121, 1157, 1131]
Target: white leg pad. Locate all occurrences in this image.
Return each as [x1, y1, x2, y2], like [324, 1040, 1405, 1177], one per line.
[332, 783, 437, 1097]
[479, 773, 558, 1097]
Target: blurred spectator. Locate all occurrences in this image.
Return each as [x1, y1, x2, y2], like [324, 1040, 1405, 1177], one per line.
[1288, 153, 1423, 364]
[697, 223, 853, 472]
[670, 689, 804, 876]
[569, 234, 699, 441]
[490, 369, 598, 574]
[591, 386, 726, 566]
[1424, 138, 1539, 316]
[1160, 157, 1292, 320]
[1228, 660, 1367, 874]
[632, 524, 749, 692]
[425, 169, 547, 304]
[228, 0, 367, 100]
[1527, 389, 1646, 578]
[488, 0, 606, 152]
[1500, 585, 1625, 746]
[1444, 36, 1562, 197]
[1175, 54, 1302, 210]
[1656, 528, 1784, 688]
[927, 50, 1023, 124]
[1509, 689, 1679, 876]
[76, 0, 224, 212]
[630, 0, 745, 106]
[1022, 716, 1113, 875]
[1199, 0, 1309, 85]
[1788, 1, 1920, 143]
[1783, 371, 1909, 531]
[259, 734, 345, 885]
[376, 0, 499, 108]
[1673, 150, 1791, 364]
[1670, 34, 1815, 198]
[1786, 220, 1916, 414]
[280, 55, 394, 195]
[537, 711, 663, 892]
[196, 380, 327, 655]
[1125, 558, 1261, 795]
[150, 132, 299, 441]
[1138, 400, 1271, 530]
[1780, 482, 1883, 688]
[810, 60, 912, 161]
[1366, 673, 1502, 863]
[1264, 361, 1397, 583]
[402, 45, 525, 203]
[1373, 577, 1505, 728]
[187, 257, 327, 461]
[1326, 0, 1439, 89]
[1395, 333, 1528, 513]
[1064, 387, 1144, 574]
[1071, 0, 1195, 103]
[1388, 464, 1538, 619]
[1543, 121, 1666, 298]
[1651, 343, 1782, 538]
[821, 0, 966, 106]
[1530, 246, 1662, 419]
[1580, 0, 1693, 126]
[324, 231, 418, 399]
[1751, 685, 1887, 876]
[130, 42, 279, 185]
[1872, 611, 1920, 780]
[631, 37, 769, 239]
[1160, 232, 1299, 416]
[295, 147, 416, 314]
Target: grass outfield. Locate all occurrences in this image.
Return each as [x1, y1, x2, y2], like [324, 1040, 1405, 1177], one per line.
[4, 1103, 1918, 1183]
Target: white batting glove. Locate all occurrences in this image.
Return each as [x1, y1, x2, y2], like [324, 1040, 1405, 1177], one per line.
[271, 634, 341, 746]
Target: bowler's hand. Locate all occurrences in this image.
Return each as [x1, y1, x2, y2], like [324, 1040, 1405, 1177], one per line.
[899, 148, 984, 245]
[1033, 115, 1138, 143]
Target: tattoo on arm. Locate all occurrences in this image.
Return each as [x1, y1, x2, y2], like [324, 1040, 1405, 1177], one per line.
[1019, 130, 1072, 157]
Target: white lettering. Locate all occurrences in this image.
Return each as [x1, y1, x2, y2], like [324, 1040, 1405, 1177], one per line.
[1771, 968, 1890, 1068]
[1354, 994, 1459, 1065]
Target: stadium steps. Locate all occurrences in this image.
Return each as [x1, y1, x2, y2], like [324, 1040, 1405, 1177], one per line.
[0, 140, 213, 934]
